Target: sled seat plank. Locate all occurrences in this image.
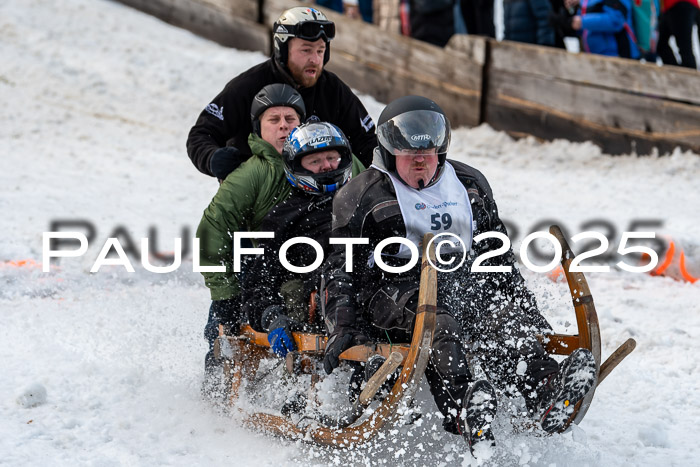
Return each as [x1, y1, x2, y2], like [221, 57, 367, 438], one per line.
[237, 325, 410, 362]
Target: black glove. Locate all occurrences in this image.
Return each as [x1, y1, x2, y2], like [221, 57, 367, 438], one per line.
[323, 330, 369, 375]
[209, 146, 244, 180]
[205, 298, 241, 340]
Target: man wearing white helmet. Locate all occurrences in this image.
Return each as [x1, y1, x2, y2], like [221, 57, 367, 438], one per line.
[187, 7, 376, 180]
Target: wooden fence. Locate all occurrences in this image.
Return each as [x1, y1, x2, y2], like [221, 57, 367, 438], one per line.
[115, 0, 700, 155]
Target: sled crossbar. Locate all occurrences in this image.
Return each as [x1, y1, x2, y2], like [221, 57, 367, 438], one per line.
[237, 325, 580, 361]
[236, 326, 411, 363]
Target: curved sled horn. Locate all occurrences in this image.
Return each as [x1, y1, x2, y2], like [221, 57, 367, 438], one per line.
[549, 224, 602, 429]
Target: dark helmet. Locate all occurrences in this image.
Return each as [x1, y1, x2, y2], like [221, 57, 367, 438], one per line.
[282, 122, 353, 195]
[376, 95, 451, 186]
[250, 83, 306, 136]
[273, 7, 335, 67]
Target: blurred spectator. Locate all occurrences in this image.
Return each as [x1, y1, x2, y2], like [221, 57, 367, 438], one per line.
[554, 0, 640, 58]
[549, 0, 580, 48]
[316, 0, 374, 23]
[504, 0, 557, 46]
[460, 0, 497, 36]
[345, 0, 374, 22]
[374, 0, 403, 33]
[656, 0, 699, 68]
[407, 0, 456, 47]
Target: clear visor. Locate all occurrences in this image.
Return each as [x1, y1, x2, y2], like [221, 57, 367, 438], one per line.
[376, 110, 450, 156]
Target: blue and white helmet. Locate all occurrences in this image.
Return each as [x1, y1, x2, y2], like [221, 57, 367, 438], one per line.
[282, 122, 353, 195]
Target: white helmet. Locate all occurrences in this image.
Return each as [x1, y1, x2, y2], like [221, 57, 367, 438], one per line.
[273, 7, 335, 67]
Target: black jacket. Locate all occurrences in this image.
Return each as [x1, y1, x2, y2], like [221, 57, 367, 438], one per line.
[409, 0, 455, 47]
[241, 191, 335, 331]
[322, 160, 549, 340]
[186, 58, 377, 176]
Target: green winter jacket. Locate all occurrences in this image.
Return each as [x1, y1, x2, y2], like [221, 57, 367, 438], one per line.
[196, 133, 365, 300]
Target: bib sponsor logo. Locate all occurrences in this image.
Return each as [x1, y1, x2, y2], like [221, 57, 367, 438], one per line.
[426, 201, 458, 209]
[415, 203, 426, 210]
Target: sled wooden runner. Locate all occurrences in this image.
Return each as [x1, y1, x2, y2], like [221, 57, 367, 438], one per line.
[540, 225, 636, 430]
[216, 233, 439, 447]
[215, 226, 637, 442]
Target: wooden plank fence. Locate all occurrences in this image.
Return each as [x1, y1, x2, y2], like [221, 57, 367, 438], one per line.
[115, 0, 700, 155]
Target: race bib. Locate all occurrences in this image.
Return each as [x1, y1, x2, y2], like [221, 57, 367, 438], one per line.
[373, 163, 473, 259]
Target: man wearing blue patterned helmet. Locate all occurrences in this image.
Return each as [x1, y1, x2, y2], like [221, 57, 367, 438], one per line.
[240, 122, 363, 362]
[283, 122, 353, 195]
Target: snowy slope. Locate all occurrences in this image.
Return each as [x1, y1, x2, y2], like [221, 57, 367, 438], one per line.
[1, 0, 699, 465]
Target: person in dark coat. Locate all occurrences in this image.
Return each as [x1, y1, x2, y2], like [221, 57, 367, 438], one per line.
[408, 0, 456, 47]
[240, 122, 364, 357]
[504, 0, 557, 45]
[657, 0, 699, 68]
[548, 0, 581, 48]
[321, 95, 597, 453]
[187, 6, 377, 180]
[460, 0, 496, 37]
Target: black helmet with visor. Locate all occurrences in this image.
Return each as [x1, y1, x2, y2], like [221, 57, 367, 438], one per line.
[376, 95, 451, 187]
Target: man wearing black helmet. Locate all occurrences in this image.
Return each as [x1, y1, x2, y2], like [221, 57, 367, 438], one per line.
[187, 6, 377, 180]
[321, 95, 597, 454]
[198, 83, 305, 396]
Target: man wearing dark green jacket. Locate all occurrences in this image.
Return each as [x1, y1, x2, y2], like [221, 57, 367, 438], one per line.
[197, 133, 364, 301]
[196, 84, 364, 397]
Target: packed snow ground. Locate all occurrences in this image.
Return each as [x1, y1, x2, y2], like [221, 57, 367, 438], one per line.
[1, 0, 699, 465]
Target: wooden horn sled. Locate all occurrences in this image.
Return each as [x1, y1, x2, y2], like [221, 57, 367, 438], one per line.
[212, 227, 635, 445]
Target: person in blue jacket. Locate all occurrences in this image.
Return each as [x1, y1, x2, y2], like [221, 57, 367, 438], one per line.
[553, 0, 640, 58]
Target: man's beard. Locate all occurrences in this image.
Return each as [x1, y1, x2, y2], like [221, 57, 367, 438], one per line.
[288, 62, 322, 88]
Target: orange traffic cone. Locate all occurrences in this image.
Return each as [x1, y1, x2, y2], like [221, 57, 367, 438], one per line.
[643, 237, 698, 284]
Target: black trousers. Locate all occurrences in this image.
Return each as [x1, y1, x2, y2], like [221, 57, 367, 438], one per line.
[657, 2, 699, 69]
[365, 282, 557, 432]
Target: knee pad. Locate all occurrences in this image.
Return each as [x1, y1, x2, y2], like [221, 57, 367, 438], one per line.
[367, 283, 419, 331]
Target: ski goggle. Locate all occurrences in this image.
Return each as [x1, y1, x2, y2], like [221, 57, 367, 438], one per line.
[283, 20, 336, 42]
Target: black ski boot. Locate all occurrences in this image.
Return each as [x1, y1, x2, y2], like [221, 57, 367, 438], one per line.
[364, 354, 399, 393]
[459, 379, 498, 455]
[281, 392, 307, 417]
[537, 348, 597, 433]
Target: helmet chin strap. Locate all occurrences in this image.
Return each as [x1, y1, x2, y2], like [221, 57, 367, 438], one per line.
[418, 179, 425, 190]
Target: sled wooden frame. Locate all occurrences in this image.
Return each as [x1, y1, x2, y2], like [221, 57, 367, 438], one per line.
[541, 225, 636, 430]
[215, 233, 439, 447]
[214, 226, 636, 445]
